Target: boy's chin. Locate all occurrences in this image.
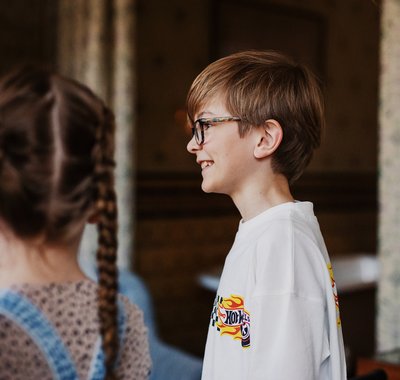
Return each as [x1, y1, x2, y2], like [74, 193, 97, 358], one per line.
[201, 180, 224, 194]
[201, 179, 214, 193]
[201, 182, 212, 193]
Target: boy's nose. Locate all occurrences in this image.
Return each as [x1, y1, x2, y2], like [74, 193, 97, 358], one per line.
[187, 135, 201, 154]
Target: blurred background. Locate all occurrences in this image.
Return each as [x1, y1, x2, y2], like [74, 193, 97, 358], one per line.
[1, 0, 400, 377]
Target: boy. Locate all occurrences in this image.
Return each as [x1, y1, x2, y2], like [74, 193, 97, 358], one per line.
[186, 51, 347, 379]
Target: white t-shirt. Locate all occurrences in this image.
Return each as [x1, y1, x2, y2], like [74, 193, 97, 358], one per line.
[201, 202, 347, 380]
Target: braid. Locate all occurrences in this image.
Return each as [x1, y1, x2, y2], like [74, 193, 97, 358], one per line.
[94, 106, 119, 380]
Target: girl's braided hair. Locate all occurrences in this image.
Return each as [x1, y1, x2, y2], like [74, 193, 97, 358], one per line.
[0, 66, 119, 379]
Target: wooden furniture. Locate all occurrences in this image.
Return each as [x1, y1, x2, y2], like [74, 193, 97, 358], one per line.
[357, 350, 400, 380]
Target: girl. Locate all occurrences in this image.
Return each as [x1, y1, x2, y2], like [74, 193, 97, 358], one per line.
[0, 66, 150, 379]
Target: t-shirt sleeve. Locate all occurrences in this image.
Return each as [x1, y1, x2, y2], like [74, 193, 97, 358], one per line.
[247, 220, 330, 379]
[116, 297, 152, 380]
[248, 293, 329, 379]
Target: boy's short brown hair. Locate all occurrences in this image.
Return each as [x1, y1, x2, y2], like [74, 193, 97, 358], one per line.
[186, 50, 324, 184]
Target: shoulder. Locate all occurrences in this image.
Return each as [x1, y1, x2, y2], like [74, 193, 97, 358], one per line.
[254, 201, 323, 255]
[118, 293, 147, 331]
[252, 207, 327, 299]
[116, 294, 152, 380]
[117, 293, 149, 348]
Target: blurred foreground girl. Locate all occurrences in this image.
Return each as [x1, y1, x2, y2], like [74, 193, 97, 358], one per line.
[0, 66, 150, 380]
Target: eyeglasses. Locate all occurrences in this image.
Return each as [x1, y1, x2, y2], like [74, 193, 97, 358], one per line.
[191, 116, 241, 145]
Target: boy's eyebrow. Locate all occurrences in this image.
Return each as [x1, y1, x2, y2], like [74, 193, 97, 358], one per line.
[196, 110, 216, 119]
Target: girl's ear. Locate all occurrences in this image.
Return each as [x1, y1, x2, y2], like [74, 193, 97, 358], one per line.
[253, 119, 283, 159]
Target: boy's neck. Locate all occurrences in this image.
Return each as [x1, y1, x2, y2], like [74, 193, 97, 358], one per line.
[231, 173, 294, 222]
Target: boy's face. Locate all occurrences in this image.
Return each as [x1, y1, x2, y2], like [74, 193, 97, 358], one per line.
[187, 94, 259, 197]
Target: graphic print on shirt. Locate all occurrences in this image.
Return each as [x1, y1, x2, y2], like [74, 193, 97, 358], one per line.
[210, 294, 250, 348]
[327, 263, 342, 326]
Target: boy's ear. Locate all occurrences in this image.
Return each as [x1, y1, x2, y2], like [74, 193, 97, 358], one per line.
[253, 119, 283, 159]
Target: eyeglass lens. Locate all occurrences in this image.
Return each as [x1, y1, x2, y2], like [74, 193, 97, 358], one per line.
[192, 121, 204, 145]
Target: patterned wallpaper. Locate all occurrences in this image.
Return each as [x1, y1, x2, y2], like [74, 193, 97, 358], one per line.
[377, 0, 400, 353]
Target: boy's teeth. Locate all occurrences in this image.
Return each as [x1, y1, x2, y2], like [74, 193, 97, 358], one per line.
[201, 161, 213, 169]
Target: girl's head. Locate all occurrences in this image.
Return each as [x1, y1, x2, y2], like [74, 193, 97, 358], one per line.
[0, 66, 119, 378]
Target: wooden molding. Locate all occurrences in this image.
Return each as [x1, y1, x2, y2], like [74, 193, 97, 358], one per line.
[136, 171, 377, 219]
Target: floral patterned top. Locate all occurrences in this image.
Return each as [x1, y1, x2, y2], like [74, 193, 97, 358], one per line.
[0, 279, 151, 380]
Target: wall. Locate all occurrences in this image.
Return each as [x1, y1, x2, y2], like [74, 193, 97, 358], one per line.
[137, 0, 379, 174]
[0, 1, 57, 75]
[136, 0, 380, 356]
